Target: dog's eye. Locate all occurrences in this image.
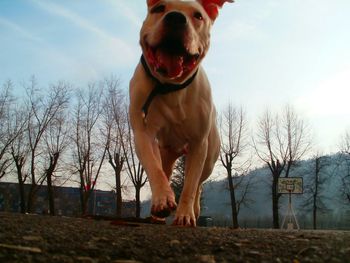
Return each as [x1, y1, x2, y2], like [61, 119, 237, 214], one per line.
[151, 4, 165, 14]
[194, 12, 203, 21]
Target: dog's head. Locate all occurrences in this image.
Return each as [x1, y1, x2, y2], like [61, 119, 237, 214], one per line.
[140, 0, 233, 83]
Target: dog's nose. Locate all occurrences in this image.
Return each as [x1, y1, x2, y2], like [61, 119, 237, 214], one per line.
[164, 12, 187, 28]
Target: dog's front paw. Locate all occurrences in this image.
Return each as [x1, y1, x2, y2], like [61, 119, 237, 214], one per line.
[151, 188, 177, 218]
[173, 210, 196, 227]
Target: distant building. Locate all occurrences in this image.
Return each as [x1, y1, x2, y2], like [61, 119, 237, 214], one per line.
[0, 182, 136, 217]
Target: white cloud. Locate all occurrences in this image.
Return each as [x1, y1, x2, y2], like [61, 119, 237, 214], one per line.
[0, 15, 100, 84]
[106, 0, 143, 28]
[0, 17, 42, 42]
[31, 0, 137, 65]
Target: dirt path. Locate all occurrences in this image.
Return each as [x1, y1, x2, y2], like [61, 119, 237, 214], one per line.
[0, 212, 349, 263]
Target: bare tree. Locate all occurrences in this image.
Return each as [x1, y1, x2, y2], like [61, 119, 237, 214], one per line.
[43, 109, 70, 216]
[103, 77, 127, 217]
[303, 154, 331, 229]
[0, 81, 24, 179]
[0, 82, 31, 214]
[25, 78, 69, 213]
[253, 105, 311, 228]
[120, 114, 147, 218]
[72, 84, 108, 215]
[219, 104, 251, 228]
[9, 100, 30, 213]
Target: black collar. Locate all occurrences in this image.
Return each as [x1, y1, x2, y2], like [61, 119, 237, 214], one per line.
[140, 55, 198, 118]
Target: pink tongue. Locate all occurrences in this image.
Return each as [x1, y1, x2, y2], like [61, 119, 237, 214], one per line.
[156, 50, 184, 78]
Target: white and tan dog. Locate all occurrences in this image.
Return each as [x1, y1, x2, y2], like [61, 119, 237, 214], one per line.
[129, 0, 232, 226]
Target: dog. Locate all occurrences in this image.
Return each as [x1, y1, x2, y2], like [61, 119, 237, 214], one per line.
[129, 0, 233, 226]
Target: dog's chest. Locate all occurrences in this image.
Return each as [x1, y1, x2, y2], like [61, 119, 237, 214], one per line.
[149, 101, 188, 139]
[147, 93, 188, 125]
[146, 93, 210, 145]
[157, 120, 191, 150]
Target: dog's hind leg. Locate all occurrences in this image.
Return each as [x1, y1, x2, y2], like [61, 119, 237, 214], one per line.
[159, 146, 182, 180]
[173, 139, 208, 227]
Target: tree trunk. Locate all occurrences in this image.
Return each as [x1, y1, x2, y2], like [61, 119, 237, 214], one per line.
[14, 157, 26, 213]
[108, 153, 124, 217]
[115, 170, 122, 217]
[135, 186, 141, 218]
[227, 171, 239, 229]
[27, 150, 37, 213]
[81, 192, 89, 215]
[115, 157, 123, 218]
[79, 184, 85, 215]
[46, 153, 59, 216]
[47, 173, 55, 216]
[26, 184, 36, 213]
[18, 178, 26, 213]
[313, 196, 317, 230]
[272, 175, 279, 229]
[79, 171, 88, 215]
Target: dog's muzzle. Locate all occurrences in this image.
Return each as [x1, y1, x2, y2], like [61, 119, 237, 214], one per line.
[143, 12, 201, 80]
[164, 11, 187, 30]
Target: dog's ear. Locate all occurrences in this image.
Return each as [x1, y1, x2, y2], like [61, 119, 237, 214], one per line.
[147, 0, 161, 8]
[199, 0, 234, 21]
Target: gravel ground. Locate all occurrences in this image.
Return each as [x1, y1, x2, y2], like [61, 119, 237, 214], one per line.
[0, 212, 349, 263]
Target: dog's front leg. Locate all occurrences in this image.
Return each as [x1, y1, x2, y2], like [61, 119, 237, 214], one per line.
[173, 139, 208, 227]
[133, 130, 177, 218]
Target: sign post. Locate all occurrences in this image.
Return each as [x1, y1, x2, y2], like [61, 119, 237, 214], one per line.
[278, 177, 303, 230]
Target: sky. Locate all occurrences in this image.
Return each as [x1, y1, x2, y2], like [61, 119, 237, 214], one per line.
[1, 0, 350, 154]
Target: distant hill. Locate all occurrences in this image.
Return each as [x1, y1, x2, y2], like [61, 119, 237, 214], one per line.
[142, 153, 350, 229]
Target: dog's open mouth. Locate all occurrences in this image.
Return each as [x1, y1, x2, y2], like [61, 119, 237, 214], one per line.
[145, 38, 200, 79]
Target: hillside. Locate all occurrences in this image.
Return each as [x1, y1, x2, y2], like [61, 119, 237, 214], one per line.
[201, 153, 350, 229]
[142, 153, 350, 229]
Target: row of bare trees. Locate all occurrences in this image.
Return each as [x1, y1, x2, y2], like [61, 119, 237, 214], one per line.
[219, 103, 311, 228]
[0, 77, 147, 217]
[219, 102, 350, 229]
[4, 77, 70, 214]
